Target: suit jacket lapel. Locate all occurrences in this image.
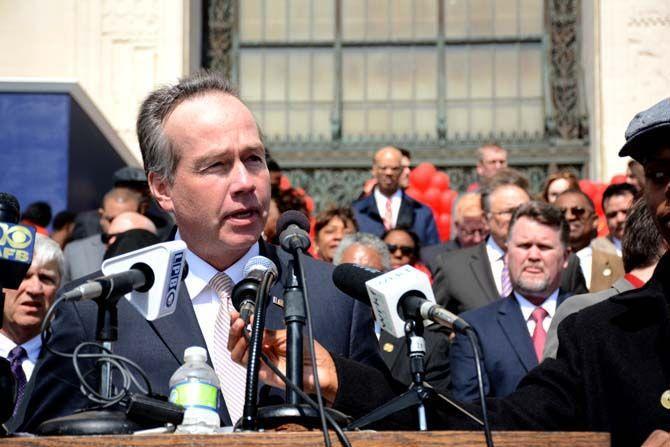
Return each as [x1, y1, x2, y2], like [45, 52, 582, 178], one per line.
[470, 243, 499, 301]
[396, 193, 415, 229]
[147, 284, 207, 365]
[497, 296, 538, 372]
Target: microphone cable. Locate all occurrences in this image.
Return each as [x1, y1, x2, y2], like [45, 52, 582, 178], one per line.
[40, 293, 153, 407]
[242, 266, 352, 447]
[466, 328, 494, 447]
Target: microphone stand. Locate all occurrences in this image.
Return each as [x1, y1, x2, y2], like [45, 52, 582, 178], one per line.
[348, 319, 484, 431]
[37, 290, 146, 435]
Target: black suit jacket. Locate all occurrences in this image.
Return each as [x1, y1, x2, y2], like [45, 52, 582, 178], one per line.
[330, 251, 670, 447]
[19, 241, 384, 432]
[379, 324, 451, 391]
[431, 241, 587, 313]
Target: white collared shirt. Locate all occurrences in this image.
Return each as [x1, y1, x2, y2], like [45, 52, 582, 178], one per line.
[612, 237, 623, 257]
[176, 230, 259, 356]
[576, 245, 593, 288]
[514, 289, 559, 336]
[0, 332, 42, 380]
[485, 237, 506, 296]
[373, 187, 402, 228]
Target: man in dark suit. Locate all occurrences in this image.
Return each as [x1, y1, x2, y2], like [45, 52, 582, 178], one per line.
[421, 192, 488, 268]
[229, 96, 670, 447]
[449, 201, 572, 401]
[352, 146, 439, 247]
[19, 72, 383, 431]
[0, 235, 64, 433]
[432, 180, 587, 313]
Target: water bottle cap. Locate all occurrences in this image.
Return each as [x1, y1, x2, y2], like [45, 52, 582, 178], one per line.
[183, 346, 208, 363]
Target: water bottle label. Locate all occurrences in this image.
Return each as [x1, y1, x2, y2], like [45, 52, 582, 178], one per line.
[169, 381, 218, 410]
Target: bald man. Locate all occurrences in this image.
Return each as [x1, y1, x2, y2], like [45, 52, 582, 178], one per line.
[352, 146, 439, 247]
[105, 211, 157, 247]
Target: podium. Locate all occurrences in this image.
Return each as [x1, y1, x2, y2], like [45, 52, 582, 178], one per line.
[2, 430, 609, 446]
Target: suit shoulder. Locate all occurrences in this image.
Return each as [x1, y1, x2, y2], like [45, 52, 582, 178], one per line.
[459, 297, 507, 323]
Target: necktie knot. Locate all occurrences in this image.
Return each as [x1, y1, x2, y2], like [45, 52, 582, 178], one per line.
[209, 272, 234, 302]
[8, 346, 27, 365]
[531, 306, 548, 323]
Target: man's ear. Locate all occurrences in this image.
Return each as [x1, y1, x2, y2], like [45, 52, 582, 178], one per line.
[148, 172, 174, 213]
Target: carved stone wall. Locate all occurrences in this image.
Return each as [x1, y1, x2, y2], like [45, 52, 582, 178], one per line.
[597, 1, 670, 179]
[0, 0, 192, 162]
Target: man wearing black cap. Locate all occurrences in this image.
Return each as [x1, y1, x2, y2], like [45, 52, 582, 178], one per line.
[229, 97, 670, 446]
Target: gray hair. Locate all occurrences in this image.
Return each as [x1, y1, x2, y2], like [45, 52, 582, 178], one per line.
[136, 71, 240, 184]
[33, 234, 65, 285]
[332, 232, 392, 271]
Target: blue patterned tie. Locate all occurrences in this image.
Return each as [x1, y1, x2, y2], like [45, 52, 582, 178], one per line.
[7, 346, 27, 415]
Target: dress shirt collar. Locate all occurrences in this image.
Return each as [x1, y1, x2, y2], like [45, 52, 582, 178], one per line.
[0, 332, 42, 364]
[514, 288, 560, 321]
[176, 229, 260, 300]
[486, 236, 506, 263]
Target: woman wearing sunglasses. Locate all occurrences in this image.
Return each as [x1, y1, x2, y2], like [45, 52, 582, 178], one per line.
[382, 227, 433, 281]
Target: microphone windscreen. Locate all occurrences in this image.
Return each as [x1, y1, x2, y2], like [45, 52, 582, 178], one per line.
[276, 210, 310, 236]
[332, 263, 382, 305]
[0, 193, 20, 224]
[243, 255, 278, 278]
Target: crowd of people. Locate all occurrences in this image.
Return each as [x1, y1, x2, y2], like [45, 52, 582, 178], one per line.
[2, 71, 670, 446]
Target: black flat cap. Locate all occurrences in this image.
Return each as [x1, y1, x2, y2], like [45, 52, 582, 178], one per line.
[619, 98, 670, 160]
[113, 166, 147, 185]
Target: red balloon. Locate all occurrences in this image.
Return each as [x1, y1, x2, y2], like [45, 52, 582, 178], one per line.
[405, 187, 425, 204]
[437, 190, 458, 214]
[430, 171, 450, 191]
[423, 187, 442, 209]
[437, 213, 451, 241]
[409, 163, 437, 191]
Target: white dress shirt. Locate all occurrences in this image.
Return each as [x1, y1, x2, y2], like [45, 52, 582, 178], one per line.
[485, 237, 506, 296]
[514, 289, 559, 336]
[612, 237, 623, 257]
[373, 187, 402, 228]
[576, 245, 593, 288]
[0, 332, 42, 380]
[177, 230, 259, 357]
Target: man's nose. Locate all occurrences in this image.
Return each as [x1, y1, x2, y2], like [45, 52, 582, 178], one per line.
[230, 161, 256, 193]
[25, 275, 44, 295]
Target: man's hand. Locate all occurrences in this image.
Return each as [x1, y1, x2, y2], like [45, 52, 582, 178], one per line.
[228, 311, 340, 403]
[642, 430, 670, 447]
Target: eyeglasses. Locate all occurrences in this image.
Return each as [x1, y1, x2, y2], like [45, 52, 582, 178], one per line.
[559, 206, 588, 218]
[386, 244, 415, 256]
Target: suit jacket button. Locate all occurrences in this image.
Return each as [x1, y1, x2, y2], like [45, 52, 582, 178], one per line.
[660, 390, 670, 409]
[383, 343, 394, 353]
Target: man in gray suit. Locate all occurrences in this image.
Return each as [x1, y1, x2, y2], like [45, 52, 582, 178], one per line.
[543, 197, 667, 359]
[62, 187, 144, 282]
[431, 179, 587, 314]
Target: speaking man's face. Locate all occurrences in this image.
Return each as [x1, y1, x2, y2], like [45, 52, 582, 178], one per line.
[150, 92, 271, 270]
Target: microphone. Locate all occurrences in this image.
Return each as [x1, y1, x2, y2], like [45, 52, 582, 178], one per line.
[332, 263, 471, 336]
[61, 240, 187, 321]
[232, 255, 279, 322]
[276, 210, 311, 252]
[0, 193, 36, 290]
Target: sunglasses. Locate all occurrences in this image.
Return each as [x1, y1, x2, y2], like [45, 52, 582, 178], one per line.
[559, 206, 588, 218]
[386, 244, 415, 256]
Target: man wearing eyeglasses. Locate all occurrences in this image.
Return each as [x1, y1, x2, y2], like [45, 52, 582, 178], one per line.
[555, 189, 624, 292]
[432, 178, 586, 314]
[352, 146, 439, 247]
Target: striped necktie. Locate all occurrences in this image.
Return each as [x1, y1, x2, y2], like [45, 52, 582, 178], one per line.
[209, 271, 248, 424]
[501, 258, 513, 297]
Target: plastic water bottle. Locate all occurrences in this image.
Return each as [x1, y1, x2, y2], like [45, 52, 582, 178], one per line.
[169, 346, 221, 433]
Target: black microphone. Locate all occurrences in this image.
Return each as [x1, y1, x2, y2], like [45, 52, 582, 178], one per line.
[232, 255, 279, 322]
[332, 263, 471, 334]
[276, 210, 311, 252]
[60, 266, 153, 302]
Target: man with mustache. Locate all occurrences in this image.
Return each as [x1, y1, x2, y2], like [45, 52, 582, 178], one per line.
[448, 201, 572, 401]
